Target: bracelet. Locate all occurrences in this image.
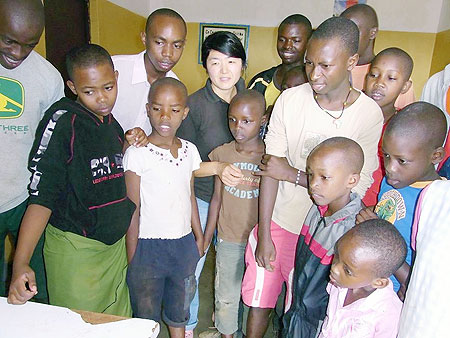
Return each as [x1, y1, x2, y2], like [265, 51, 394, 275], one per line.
[295, 169, 301, 187]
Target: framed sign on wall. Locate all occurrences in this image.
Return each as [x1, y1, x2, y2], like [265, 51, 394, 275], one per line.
[198, 23, 250, 64]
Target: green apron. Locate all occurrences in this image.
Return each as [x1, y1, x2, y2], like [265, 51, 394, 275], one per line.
[44, 224, 131, 317]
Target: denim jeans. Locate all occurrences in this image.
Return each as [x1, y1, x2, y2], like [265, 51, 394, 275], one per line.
[215, 239, 246, 335]
[186, 197, 210, 330]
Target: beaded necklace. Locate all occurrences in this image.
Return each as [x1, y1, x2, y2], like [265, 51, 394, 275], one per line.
[314, 87, 353, 129]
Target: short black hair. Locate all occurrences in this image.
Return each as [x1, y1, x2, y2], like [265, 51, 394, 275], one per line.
[385, 101, 447, 150]
[148, 77, 188, 104]
[201, 31, 246, 69]
[346, 219, 407, 277]
[373, 47, 414, 79]
[279, 14, 313, 37]
[66, 44, 113, 80]
[145, 8, 186, 33]
[341, 4, 378, 29]
[309, 136, 364, 173]
[310, 16, 359, 55]
[230, 89, 266, 117]
[282, 65, 307, 89]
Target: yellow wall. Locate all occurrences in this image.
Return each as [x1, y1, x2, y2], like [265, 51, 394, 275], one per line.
[375, 31, 436, 98]
[90, 0, 146, 55]
[430, 29, 450, 76]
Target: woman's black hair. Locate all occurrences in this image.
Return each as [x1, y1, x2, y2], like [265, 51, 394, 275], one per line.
[201, 31, 246, 69]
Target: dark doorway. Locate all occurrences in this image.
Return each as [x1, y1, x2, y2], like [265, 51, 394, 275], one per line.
[44, 0, 90, 98]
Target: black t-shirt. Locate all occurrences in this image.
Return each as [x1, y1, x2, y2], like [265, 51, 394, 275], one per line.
[177, 78, 245, 202]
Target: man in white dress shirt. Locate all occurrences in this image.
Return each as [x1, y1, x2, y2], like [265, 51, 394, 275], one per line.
[112, 8, 187, 135]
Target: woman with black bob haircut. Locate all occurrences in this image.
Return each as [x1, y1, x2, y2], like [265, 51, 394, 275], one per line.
[176, 31, 246, 336]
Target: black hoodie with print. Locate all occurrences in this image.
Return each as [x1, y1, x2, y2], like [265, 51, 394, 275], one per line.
[28, 98, 135, 245]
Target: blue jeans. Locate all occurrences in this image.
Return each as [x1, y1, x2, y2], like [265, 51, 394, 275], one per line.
[186, 198, 210, 331]
[215, 239, 246, 335]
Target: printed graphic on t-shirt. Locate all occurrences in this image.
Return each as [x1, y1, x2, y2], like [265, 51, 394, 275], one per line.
[375, 189, 406, 224]
[0, 76, 24, 119]
[302, 131, 326, 158]
[223, 161, 260, 199]
[91, 153, 124, 184]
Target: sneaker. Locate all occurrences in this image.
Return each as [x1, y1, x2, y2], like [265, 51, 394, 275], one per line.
[199, 329, 221, 338]
[185, 330, 194, 338]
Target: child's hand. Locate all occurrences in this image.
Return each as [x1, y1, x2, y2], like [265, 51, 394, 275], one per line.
[219, 163, 243, 187]
[356, 207, 378, 224]
[397, 284, 407, 302]
[254, 155, 293, 182]
[255, 237, 276, 272]
[7, 264, 38, 305]
[196, 237, 205, 258]
[125, 127, 149, 147]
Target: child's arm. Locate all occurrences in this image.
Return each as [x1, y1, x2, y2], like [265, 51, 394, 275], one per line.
[190, 176, 204, 257]
[8, 204, 51, 305]
[355, 206, 378, 224]
[125, 170, 141, 263]
[255, 175, 279, 272]
[194, 161, 243, 187]
[203, 176, 223, 252]
[395, 261, 411, 301]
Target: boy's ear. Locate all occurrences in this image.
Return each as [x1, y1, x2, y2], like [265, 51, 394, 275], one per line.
[260, 113, 268, 126]
[400, 79, 412, 94]
[146, 103, 151, 117]
[114, 70, 119, 81]
[182, 106, 189, 120]
[347, 173, 360, 188]
[369, 27, 378, 41]
[431, 146, 446, 165]
[371, 277, 389, 289]
[140, 31, 147, 46]
[347, 53, 359, 71]
[66, 80, 77, 96]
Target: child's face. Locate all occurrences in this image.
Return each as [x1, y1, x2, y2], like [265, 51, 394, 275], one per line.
[206, 50, 243, 93]
[0, 14, 43, 69]
[382, 133, 438, 189]
[281, 71, 307, 91]
[228, 100, 263, 144]
[306, 148, 357, 208]
[330, 233, 378, 290]
[67, 62, 118, 120]
[146, 84, 188, 139]
[365, 55, 410, 111]
[305, 37, 357, 96]
[141, 15, 186, 74]
[277, 23, 309, 65]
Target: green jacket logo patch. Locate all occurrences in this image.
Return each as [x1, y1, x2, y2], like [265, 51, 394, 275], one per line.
[0, 76, 24, 119]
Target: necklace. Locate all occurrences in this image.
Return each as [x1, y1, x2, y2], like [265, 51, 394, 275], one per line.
[314, 87, 353, 129]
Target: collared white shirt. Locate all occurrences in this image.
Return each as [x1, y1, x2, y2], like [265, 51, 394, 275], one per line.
[112, 51, 178, 135]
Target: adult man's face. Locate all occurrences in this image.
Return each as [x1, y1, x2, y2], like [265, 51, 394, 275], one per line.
[0, 13, 43, 69]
